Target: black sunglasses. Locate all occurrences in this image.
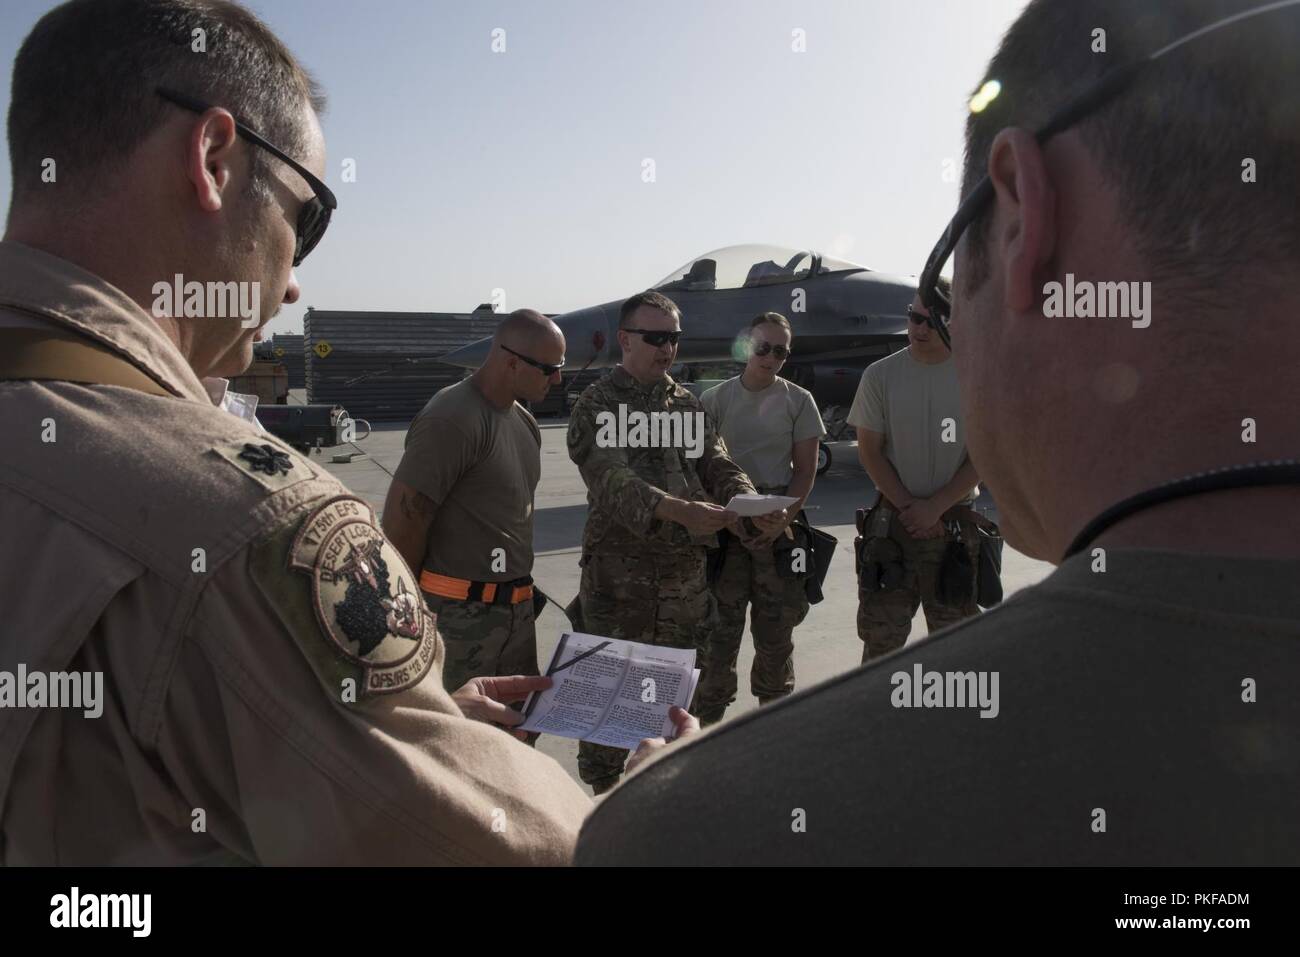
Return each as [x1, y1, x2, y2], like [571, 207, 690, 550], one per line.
[624, 328, 683, 347]
[917, 0, 1297, 351]
[753, 341, 790, 359]
[156, 87, 337, 267]
[906, 306, 930, 326]
[501, 344, 565, 376]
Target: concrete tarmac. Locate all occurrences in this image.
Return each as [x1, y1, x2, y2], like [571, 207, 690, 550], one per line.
[321, 415, 1055, 790]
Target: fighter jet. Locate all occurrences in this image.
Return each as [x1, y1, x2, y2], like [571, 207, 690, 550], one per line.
[438, 243, 916, 411]
[439, 244, 918, 470]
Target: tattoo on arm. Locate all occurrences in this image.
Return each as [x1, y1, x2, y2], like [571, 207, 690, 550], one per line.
[399, 487, 436, 523]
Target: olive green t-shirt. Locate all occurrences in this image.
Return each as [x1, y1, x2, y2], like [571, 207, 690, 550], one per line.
[700, 376, 825, 489]
[575, 549, 1300, 865]
[847, 347, 969, 499]
[394, 378, 541, 581]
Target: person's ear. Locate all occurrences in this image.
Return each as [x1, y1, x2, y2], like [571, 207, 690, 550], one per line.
[986, 127, 1056, 314]
[185, 108, 240, 214]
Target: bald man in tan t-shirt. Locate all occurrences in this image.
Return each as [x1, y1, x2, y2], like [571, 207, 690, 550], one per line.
[383, 311, 566, 695]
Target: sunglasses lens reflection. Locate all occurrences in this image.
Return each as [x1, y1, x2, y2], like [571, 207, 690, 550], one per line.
[294, 200, 330, 266]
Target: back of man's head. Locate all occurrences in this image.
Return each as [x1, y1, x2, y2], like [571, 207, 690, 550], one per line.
[7, 0, 324, 216]
[950, 0, 1300, 561]
[961, 0, 1299, 296]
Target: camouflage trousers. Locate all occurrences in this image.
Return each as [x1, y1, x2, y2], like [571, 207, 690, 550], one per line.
[857, 509, 980, 663]
[694, 533, 807, 725]
[572, 549, 714, 793]
[423, 593, 539, 692]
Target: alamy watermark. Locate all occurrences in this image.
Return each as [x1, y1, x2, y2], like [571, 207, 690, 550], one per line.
[50, 887, 150, 937]
[1043, 273, 1151, 328]
[0, 665, 102, 718]
[151, 274, 261, 328]
[594, 404, 705, 459]
[890, 663, 999, 718]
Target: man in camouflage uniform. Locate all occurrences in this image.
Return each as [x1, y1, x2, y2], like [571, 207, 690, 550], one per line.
[567, 290, 785, 793]
[695, 313, 826, 724]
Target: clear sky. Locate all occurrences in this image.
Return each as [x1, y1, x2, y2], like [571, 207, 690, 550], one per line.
[0, 0, 1029, 335]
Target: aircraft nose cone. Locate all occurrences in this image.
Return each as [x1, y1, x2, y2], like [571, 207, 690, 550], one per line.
[438, 336, 492, 369]
[550, 304, 614, 369]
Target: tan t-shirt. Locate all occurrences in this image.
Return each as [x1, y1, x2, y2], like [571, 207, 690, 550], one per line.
[395, 378, 541, 581]
[847, 347, 969, 499]
[701, 376, 825, 489]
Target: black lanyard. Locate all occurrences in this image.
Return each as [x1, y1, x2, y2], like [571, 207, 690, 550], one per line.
[1062, 460, 1300, 560]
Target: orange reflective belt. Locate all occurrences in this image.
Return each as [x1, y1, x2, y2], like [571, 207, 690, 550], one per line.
[418, 570, 533, 604]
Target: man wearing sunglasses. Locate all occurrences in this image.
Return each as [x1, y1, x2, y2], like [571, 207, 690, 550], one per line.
[578, 0, 1300, 864]
[566, 290, 785, 793]
[383, 310, 566, 707]
[0, 0, 590, 865]
[848, 279, 983, 664]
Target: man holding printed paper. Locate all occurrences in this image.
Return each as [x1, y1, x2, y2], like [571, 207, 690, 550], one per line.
[566, 290, 786, 793]
[694, 313, 826, 725]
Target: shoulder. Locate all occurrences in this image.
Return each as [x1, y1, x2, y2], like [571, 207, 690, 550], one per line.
[700, 377, 735, 406]
[234, 492, 441, 703]
[1, 383, 347, 577]
[572, 373, 622, 415]
[867, 348, 906, 375]
[777, 377, 815, 406]
[514, 401, 542, 443]
[409, 385, 481, 445]
[575, 373, 613, 404]
[578, 577, 1070, 863]
[667, 377, 702, 409]
[414, 380, 479, 426]
[861, 350, 908, 391]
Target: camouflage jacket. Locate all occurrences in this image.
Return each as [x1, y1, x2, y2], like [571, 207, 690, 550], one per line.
[567, 366, 756, 555]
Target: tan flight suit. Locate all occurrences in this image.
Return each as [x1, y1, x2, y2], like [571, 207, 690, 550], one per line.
[0, 241, 590, 865]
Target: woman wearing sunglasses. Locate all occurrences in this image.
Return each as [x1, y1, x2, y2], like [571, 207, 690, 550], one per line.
[693, 313, 826, 726]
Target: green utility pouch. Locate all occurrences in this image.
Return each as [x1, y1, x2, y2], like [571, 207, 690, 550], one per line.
[976, 521, 1004, 607]
[937, 519, 977, 608]
[776, 512, 838, 604]
[772, 524, 807, 580]
[856, 501, 904, 591]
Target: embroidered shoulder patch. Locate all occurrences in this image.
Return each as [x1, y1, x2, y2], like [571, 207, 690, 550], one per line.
[287, 496, 438, 696]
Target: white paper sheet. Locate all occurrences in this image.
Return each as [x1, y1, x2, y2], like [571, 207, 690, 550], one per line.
[722, 493, 799, 516]
[519, 632, 699, 751]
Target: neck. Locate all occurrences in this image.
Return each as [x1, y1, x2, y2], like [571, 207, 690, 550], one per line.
[6, 218, 213, 373]
[1078, 484, 1300, 561]
[741, 367, 774, 390]
[909, 343, 950, 365]
[619, 363, 664, 386]
[470, 366, 516, 410]
[7, 211, 166, 318]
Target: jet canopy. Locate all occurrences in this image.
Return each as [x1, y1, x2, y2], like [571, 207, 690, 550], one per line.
[654, 244, 866, 293]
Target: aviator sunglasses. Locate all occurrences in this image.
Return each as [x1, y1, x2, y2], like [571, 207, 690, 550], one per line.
[624, 329, 683, 347]
[753, 341, 790, 359]
[156, 87, 337, 267]
[501, 344, 565, 376]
